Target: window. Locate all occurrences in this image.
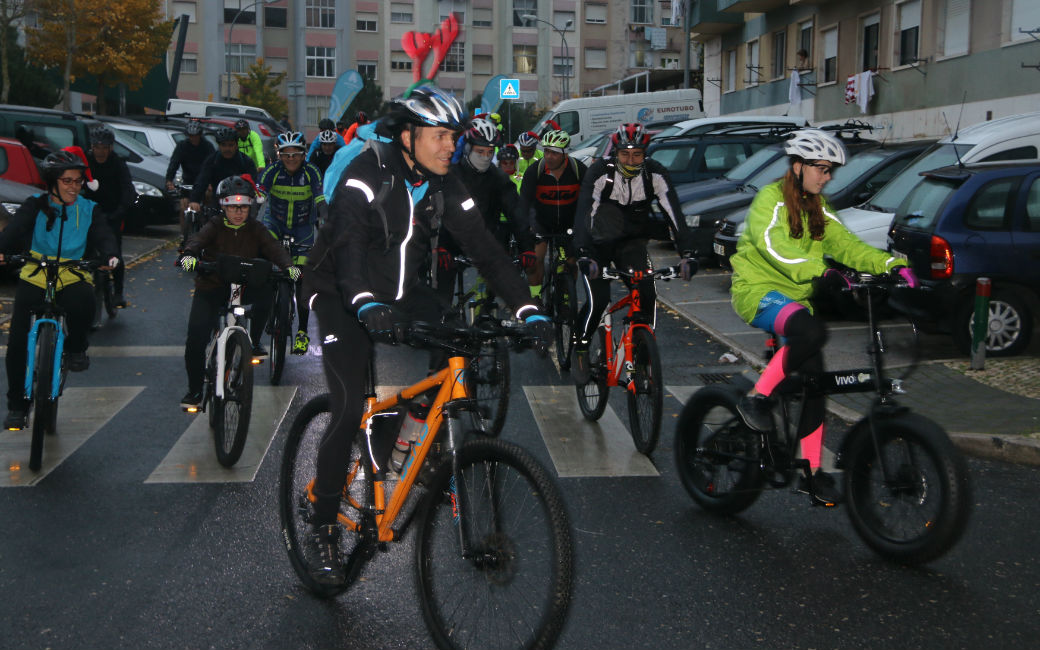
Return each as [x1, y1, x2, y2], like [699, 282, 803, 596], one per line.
[391, 55, 413, 71]
[661, 55, 679, 69]
[473, 8, 492, 27]
[438, 0, 464, 23]
[630, 40, 650, 68]
[1011, 0, 1040, 41]
[306, 0, 335, 28]
[357, 60, 377, 80]
[306, 46, 335, 77]
[585, 48, 607, 69]
[586, 4, 607, 24]
[725, 49, 736, 92]
[965, 179, 1016, 230]
[356, 13, 377, 32]
[554, 11, 575, 30]
[661, 1, 673, 26]
[772, 30, 786, 78]
[862, 13, 880, 71]
[391, 4, 413, 23]
[305, 95, 326, 127]
[1025, 177, 1040, 231]
[799, 20, 813, 62]
[979, 146, 1039, 162]
[224, 1, 255, 25]
[181, 54, 198, 74]
[898, 0, 921, 67]
[439, 42, 464, 73]
[514, 0, 536, 27]
[553, 56, 574, 77]
[267, 57, 288, 75]
[822, 26, 838, 82]
[514, 44, 536, 74]
[631, 0, 653, 24]
[746, 39, 760, 85]
[555, 111, 579, 135]
[941, 0, 970, 57]
[171, 1, 196, 23]
[701, 144, 749, 175]
[265, 6, 287, 28]
[226, 43, 256, 74]
[473, 55, 493, 75]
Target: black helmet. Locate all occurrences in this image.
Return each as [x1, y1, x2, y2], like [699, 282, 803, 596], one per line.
[41, 150, 87, 187]
[234, 118, 249, 130]
[498, 144, 519, 161]
[90, 126, 115, 146]
[384, 84, 468, 134]
[214, 127, 237, 143]
[185, 121, 203, 136]
[216, 175, 256, 206]
[318, 118, 336, 131]
[355, 111, 369, 125]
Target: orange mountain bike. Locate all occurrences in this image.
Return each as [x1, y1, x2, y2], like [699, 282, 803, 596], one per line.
[279, 320, 573, 650]
[575, 265, 679, 455]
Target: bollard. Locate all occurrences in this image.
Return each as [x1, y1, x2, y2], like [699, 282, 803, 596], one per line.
[971, 277, 991, 370]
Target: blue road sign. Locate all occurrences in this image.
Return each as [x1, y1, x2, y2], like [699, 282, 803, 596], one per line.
[500, 78, 520, 100]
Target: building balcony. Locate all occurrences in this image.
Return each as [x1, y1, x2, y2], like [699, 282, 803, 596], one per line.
[719, 0, 790, 12]
[689, 1, 744, 38]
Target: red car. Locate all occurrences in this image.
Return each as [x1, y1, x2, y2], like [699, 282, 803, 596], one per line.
[0, 137, 44, 189]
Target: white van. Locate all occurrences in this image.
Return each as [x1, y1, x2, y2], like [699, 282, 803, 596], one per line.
[840, 111, 1040, 248]
[166, 99, 274, 121]
[532, 89, 705, 144]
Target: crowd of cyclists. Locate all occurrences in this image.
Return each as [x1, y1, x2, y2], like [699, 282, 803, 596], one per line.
[0, 80, 921, 584]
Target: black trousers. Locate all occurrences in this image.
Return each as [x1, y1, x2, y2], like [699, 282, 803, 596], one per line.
[5, 279, 93, 409]
[576, 238, 655, 344]
[183, 284, 273, 393]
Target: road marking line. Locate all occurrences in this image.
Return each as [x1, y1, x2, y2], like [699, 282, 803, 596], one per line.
[145, 386, 297, 484]
[666, 384, 704, 404]
[524, 385, 659, 478]
[1, 386, 144, 487]
[0, 346, 184, 358]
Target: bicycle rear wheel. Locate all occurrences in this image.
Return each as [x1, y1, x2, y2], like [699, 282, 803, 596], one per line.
[674, 384, 764, 515]
[212, 330, 253, 467]
[626, 327, 663, 455]
[553, 271, 576, 371]
[843, 413, 972, 565]
[575, 326, 609, 421]
[268, 282, 292, 385]
[466, 333, 510, 436]
[29, 323, 57, 471]
[416, 438, 573, 650]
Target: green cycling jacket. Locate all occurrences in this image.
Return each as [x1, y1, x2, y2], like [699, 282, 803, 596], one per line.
[237, 131, 266, 169]
[730, 180, 902, 324]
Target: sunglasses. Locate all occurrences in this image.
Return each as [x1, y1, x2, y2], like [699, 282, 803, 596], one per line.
[279, 152, 303, 159]
[805, 162, 836, 175]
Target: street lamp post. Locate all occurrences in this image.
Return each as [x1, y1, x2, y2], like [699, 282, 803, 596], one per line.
[522, 14, 573, 101]
[226, 0, 275, 102]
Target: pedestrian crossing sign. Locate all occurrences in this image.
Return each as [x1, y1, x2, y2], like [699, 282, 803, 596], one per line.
[500, 78, 520, 100]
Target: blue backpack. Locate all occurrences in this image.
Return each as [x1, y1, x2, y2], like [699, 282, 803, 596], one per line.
[323, 122, 392, 201]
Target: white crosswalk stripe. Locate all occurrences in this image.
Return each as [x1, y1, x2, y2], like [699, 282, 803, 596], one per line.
[0, 386, 144, 487]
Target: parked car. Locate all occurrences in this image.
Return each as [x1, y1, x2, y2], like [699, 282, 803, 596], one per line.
[0, 176, 39, 230]
[569, 129, 613, 165]
[888, 162, 1040, 357]
[652, 115, 810, 140]
[710, 140, 927, 266]
[647, 125, 786, 187]
[839, 111, 1040, 249]
[0, 137, 44, 188]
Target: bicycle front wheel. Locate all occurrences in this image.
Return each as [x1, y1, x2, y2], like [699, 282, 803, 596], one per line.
[553, 271, 576, 371]
[626, 327, 663, 455]
[466, 333, 510, 436]
[416, 438, 573, 650]
[575, 326, 609, 421]
[103, 274, 117, 318]
[29, 323, 58, 471]
[212, 330, 253, 467]
[844, 413, 972, 565]
[268, 282, 292, 385]
[91, 276, 105, 331]
[279, 394, 371, 598]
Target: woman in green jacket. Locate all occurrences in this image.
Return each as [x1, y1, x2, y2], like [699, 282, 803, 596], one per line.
[730, 128, 918, 505]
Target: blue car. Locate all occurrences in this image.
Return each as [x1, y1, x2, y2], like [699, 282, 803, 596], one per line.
[888, 162, 1040, 356]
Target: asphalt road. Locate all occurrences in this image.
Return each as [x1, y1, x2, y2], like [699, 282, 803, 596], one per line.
[0, 243, 1038, 650]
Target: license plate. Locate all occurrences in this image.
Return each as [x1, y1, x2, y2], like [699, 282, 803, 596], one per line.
[713, 242, 725, 256]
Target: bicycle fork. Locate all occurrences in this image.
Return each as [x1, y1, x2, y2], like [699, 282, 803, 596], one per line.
[23, 318, 65, 401]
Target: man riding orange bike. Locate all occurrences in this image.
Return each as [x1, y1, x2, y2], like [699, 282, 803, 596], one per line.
[572, 122, 696, 382]
[302, 84, 550, 586]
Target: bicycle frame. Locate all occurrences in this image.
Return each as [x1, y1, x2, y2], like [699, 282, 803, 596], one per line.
[207, 282, 252, 401]
[598, 269, 658, 392]
[24, 317, 64, 400]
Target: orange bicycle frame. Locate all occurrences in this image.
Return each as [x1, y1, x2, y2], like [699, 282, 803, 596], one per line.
[600, 271, 655, 392]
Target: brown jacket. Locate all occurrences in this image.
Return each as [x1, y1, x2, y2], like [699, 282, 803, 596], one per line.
[184, 214, 292, 290]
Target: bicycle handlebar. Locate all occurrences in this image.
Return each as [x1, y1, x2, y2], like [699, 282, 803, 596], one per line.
[400, 319, 544, 356]
[1, 254, 102, 272]
[600, 265, 680, 282]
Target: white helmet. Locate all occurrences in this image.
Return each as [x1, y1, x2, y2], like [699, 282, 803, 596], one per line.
[784, 128, 846, 165]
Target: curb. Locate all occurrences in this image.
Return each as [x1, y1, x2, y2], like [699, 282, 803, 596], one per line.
[657, 293, 1040, 467]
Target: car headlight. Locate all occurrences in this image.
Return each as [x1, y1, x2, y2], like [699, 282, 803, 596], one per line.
[2, 202, 20, 214]
[133, 181, 163, 197]
[686, 214, 701, 228]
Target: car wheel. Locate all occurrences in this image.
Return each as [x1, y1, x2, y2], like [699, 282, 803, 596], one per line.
[954, 288, 1033, 357]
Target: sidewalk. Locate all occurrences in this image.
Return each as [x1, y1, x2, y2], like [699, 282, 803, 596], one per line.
[651, 249, 1040, 467]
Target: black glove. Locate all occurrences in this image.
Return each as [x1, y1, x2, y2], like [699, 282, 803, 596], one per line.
[678, 254, 697, 281]
[577, 256, 600, 280]
[811, 268, 852, 297]
[357, 301, 400, 344]
[523, 313, 553, 357]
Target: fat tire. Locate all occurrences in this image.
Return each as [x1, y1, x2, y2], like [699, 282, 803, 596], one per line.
[416, 438, 573, 650]
[575, 326, 609, 421]
[674, 384, 764, 515]
[843, 412, 972, 565]
[626, 327, 663, 455]
[29, 323, 57, 471]
[212, 329, 253, 467]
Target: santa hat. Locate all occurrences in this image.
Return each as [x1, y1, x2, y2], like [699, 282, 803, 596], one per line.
[62, 146, 99, 191]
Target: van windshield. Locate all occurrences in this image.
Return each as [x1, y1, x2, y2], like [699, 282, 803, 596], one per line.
[724, 145, 781, 181]
[863, 143, 972, 213]
[891, 177, 958, 229]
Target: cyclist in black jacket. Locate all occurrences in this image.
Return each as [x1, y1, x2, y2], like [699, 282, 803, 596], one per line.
[188, 128, 257, 211]
[166, 120, 215, 196]
[302, 85, 550, 586]
[84, 127, 135, 307]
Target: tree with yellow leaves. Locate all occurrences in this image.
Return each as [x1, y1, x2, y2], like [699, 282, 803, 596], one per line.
[26, 0, 173, 113]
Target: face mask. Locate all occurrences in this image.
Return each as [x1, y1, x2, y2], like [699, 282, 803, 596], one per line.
[467, 148, 493, 173]
[619, 162, 643, 178]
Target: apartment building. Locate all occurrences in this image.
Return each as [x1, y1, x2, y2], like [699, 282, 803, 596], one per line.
[691, 0, 1040, 141]
[163, 1, 692, 130]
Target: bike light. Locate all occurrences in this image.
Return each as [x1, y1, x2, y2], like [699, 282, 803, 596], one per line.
[185, 405, 199, 414]
[233, 306, 246, 317]
[929, 235, 953, 280]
